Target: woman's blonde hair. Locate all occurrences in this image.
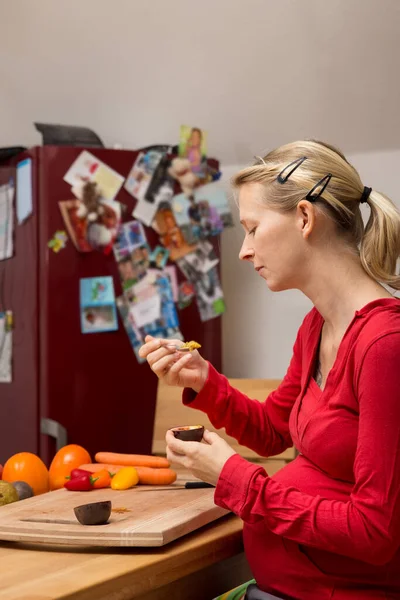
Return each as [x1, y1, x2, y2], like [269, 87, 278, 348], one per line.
[232, 140, 400, 290]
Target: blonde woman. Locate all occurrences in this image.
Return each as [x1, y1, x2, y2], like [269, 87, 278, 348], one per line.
[139, 140, 400, 599]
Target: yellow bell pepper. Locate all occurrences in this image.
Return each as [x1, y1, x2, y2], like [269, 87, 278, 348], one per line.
[110, 467, 139, 490]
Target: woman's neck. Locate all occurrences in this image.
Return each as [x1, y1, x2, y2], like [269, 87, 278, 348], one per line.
[300, 250, 393, 333]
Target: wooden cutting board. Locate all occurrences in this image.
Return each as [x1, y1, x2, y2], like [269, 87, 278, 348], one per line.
[0, 480, 228, 547]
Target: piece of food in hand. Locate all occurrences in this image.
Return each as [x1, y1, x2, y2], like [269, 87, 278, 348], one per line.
[64, 471, 97, 491]
[11, 481, 34, 500]
[171, 425, 205, 442]
[0, 481, 19, 506]
[74, 501, 111, 526]
[178, 340, 201, 351]
[135, 467, 177, 485]
[110, 467, 139, 490]
[94, 452, 170, 468]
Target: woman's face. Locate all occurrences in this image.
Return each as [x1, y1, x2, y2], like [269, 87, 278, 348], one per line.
[238, 182, 311, 292]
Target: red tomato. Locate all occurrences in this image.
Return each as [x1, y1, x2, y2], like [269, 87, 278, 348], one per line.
[0, 464, 3, 479]
[49, 444, 91, 491]
[3, 453, 49, 495]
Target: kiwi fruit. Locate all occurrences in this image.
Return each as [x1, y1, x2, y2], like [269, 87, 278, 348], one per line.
[0, 481, 19, 506]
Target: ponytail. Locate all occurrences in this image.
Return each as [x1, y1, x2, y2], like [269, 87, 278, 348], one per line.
[360, 190, 400, 290]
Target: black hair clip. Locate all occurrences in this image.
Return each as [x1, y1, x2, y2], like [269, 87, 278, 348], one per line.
[305, 174, 332, 202]
[277, 156, 307, 184]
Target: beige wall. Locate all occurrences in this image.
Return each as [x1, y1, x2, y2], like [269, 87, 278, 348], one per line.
[220, 150, 400, 378]
[1, 0, 400, 161]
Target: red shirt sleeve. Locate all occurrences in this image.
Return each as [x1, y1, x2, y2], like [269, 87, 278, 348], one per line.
[182, 326, 303, 458]
[214, 332, 400, 566]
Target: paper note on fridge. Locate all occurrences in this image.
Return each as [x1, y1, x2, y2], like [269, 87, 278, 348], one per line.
[64, 151, 124, 201]
[0, 182, 14, 260]
[0, 312, 12, 382]
[129, 295, 161, 328]
[16, 158, 33, 224]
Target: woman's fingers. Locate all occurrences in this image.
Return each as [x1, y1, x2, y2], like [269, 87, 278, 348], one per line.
[138, 337, 162, 358]
[165, 430, 190, 454]
[147, 345, 176, 367]
[150, 352, 180, 376]
[139, 337, 185, 359]
[168, 352, 193, 375]
[166, 447, 190, 469]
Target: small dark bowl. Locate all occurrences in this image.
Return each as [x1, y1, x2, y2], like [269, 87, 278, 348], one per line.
[74, 501, 112, 526]
[171, 425, 205, 442]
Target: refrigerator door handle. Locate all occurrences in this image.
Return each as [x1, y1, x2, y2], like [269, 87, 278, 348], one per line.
[40, 418, 67, 451]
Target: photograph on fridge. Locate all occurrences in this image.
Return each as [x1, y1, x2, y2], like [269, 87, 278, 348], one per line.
[145, 154, 175, 205]
[178, 280, 196, 309]
[149, 245, 169, 270]
[131, 243, 151, 279]
[116, 297, 146, 364]
[80, 277, 118, 333]
[118, 256, 140, 291]
[113, 219, 147, 261]
[125, 151, 163, 201]
[124, 271, 159, 304]
[177, 257, 225, 322]
[178, 125, 208, 179]
[125, 150, 169, 226]
[183, 241, 219, 274]
[122, 271, 183, 345]
[172, 182, 233, 244]
[152, 202, 197, 261]
[161, 265, 179, 302]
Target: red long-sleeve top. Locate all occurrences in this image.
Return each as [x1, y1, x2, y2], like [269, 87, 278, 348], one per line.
[183, 298, 400, 599]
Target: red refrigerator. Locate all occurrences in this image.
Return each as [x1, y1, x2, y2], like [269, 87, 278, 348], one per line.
[0, 146, 222, 466]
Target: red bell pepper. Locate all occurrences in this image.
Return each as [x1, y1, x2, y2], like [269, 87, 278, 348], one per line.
[64, 472, 97, 491]
[70, 468, 92, 479]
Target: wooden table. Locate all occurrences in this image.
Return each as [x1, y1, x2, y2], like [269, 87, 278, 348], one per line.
[0, 514, 252, 600]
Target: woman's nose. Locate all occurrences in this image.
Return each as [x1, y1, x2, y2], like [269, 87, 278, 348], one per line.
[239, 239, 254, 262]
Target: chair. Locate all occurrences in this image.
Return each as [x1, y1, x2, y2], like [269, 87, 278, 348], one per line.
[152, 378, 296, 473]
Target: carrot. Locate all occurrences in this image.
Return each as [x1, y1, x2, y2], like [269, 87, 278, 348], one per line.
[79, 463, 124, 474]
[95, 452, 170, 469]
[135, 467, 177, 485]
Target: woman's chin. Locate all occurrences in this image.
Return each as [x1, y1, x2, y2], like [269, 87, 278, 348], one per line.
[265, 278, 288, 293]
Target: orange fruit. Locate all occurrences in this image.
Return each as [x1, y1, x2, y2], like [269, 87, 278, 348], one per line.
[49, 444, 91, 491]
[3, 452, 49, 495]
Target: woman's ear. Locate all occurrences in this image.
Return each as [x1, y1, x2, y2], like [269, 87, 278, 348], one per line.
[296, 200, 316, 239]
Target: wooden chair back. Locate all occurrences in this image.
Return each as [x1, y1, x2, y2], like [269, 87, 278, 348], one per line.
[152, 378, 295, 462]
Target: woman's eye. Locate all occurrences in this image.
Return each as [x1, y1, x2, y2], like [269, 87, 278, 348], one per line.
[249, 227, 257, 236]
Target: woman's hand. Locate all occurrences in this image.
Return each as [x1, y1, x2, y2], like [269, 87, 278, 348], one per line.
[165, 429, 237, 486]
[138, 335, 209, 392]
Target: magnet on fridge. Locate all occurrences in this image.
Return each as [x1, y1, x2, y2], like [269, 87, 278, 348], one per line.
[48, 230, 68, 253]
